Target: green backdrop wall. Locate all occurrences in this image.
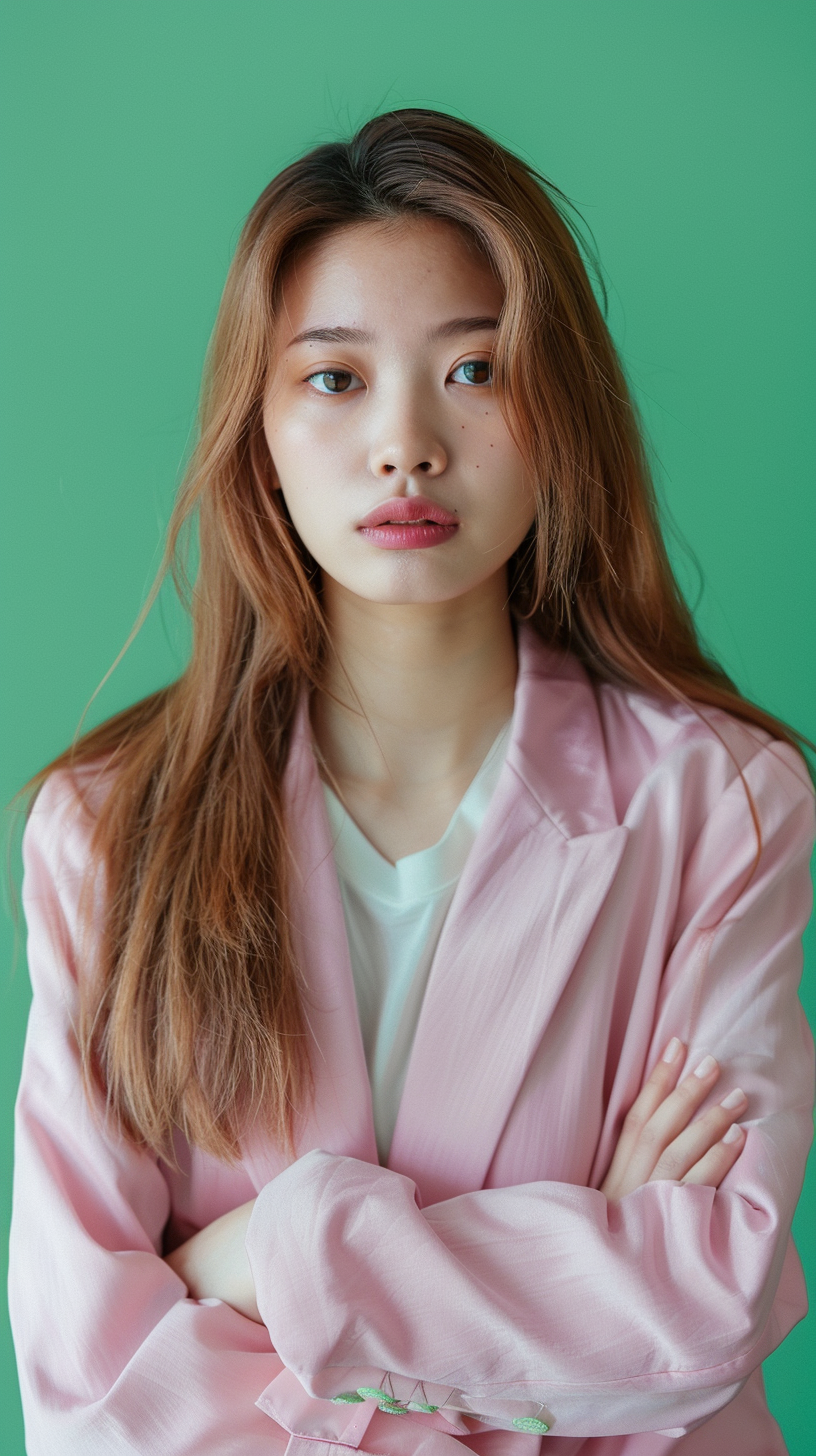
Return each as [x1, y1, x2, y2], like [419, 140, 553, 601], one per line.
[1, 2, 813, 1450]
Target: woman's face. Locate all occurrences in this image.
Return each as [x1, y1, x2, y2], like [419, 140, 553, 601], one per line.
[262, 216, 535, 607]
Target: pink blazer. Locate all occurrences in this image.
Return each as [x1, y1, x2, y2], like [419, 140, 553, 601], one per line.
[9, 625, 815, 1455]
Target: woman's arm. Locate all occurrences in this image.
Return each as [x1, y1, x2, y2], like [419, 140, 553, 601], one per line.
[168, 1039, 748, 1323]
[240, 743, 815, 1441]
[8, 775, 286, 1455]
[165, 1199, 261, 1322]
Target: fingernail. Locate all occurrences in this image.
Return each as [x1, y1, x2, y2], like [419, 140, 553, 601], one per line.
[722, 1124, 744, 1145]
[720, 1087, 746, 1110]
[693, 1055, 718, 1079]
[662, 1037, 683, 1063]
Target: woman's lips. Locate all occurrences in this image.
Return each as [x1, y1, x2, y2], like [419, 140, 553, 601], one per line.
[358, 496, 459, 550]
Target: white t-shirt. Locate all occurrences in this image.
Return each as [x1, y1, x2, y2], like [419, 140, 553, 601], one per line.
[322, 720, 512, 1163]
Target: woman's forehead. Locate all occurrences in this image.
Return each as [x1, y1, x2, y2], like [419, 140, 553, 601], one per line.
[275, 217, 503, 348]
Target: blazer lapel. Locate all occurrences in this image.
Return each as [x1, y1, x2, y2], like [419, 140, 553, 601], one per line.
[386, 627, 628, 1205]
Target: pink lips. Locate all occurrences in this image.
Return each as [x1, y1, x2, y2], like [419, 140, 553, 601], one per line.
[358, 496, 459, 550]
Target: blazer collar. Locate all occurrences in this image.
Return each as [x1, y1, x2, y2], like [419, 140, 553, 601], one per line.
[507, 621, 619, 838]
[287, 621, 620, 837]
[287, 620, 617, 838]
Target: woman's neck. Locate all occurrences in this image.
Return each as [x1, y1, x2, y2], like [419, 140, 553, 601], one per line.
[311, 571, 517, 862]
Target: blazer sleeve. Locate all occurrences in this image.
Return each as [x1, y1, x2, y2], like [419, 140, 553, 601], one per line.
[245, 741, 816, 1442]
[8, 773, 288, 1456]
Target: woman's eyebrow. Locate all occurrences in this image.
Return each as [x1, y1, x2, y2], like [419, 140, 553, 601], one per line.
[286, 325, 371, 348]
[431, 315, 499, 339]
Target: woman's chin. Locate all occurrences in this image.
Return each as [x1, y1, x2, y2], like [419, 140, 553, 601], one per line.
[321, 563, 507, 613]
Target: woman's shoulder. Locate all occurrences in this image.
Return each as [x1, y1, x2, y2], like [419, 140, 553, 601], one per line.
[595, 677, 813, 825]
[23, 758, 118, 887]
[19, 762, 121, 1002]
[520, 626, 810, 801]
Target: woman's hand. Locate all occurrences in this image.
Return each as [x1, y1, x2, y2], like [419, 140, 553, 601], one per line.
[601, 1038, 747, 1202]
[164, 1198, 262, 1322]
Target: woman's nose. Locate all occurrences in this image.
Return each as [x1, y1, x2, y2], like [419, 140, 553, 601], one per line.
[368, 408, 447, 480]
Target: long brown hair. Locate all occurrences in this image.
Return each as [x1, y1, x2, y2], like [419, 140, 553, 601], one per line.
[31, 108, 807, 1162]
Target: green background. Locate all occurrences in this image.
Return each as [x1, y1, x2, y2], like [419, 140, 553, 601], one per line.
[1, 1, 814, 1450]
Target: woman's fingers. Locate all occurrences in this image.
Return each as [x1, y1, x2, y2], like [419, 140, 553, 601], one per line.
[680, 1123, 746, 1186]
[621, 1037, 686, 1141]
[601, 1044, 749, 1203]
[617, 1054, 722, 1194]
[600, 1038, 686, 1198]
[648, 1087, 748, 1183]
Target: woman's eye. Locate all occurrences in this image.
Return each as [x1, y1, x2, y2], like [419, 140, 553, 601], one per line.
[306, 369, 362, 394]
[450, 358, 493, 386]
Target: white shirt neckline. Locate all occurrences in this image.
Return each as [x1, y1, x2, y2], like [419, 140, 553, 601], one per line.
[322, 718, 513, 906]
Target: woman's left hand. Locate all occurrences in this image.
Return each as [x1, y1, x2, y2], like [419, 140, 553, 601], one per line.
[600, 1039, 748, 1203]
[164, 1198, 261, 1322]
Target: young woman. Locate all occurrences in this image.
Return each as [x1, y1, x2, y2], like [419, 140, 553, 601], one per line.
[9, 110, 814, 1455]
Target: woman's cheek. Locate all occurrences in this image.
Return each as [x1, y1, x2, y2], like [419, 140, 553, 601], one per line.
[279, 476, 352, 576]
